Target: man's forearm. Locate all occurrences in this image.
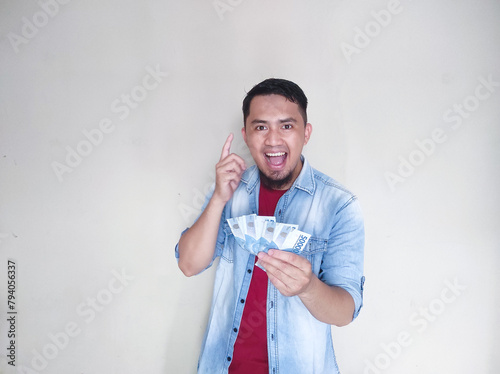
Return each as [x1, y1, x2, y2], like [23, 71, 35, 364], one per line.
[177, 197, 226, 277]
[298, 277, 354, 327]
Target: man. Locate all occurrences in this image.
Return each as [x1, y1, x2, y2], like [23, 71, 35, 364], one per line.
[176, 78, 365, 373]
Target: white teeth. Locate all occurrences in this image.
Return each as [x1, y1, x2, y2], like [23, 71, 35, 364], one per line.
[266, 152, 286, 157]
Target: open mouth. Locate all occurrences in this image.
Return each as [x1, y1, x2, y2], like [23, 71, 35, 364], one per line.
[265, 152, 287, 169]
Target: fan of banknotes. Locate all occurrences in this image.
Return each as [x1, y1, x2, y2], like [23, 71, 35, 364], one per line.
[227, 214, 311, 255]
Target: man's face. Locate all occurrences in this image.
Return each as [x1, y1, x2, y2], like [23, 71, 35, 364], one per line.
[242, 94, 312, 190]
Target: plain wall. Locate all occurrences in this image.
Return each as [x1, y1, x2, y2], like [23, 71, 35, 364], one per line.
[1, 0, 499, 373]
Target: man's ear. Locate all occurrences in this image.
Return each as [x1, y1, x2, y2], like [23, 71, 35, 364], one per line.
[304, 123, 313, 145]
[241, 126, 247, 144]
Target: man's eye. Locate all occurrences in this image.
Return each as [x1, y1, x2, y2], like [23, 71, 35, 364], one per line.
[283, 124, 292, 130]
[256, 125, 266, 131]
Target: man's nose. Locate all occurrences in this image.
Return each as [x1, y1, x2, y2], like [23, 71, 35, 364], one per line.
[264, 128, 282, 146]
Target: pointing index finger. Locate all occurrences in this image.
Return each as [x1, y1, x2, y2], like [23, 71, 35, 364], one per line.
[220, 133, 234, 161]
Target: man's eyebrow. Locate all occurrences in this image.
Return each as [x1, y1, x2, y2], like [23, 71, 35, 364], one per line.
[250, 117, 297, 124]
[250, 119, 268, 124]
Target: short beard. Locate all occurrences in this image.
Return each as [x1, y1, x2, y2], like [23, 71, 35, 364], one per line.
[259, 170, 294, 190]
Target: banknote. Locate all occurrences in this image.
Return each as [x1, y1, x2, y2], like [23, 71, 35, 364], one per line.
[226, 214, 310, 255]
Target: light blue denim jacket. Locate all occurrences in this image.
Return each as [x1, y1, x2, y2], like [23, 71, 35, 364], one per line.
[175, 157, 365, 374]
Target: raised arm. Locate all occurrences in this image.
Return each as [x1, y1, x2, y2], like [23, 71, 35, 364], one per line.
[177, 133, 246, 276]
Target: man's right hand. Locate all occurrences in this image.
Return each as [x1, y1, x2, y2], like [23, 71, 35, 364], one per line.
[177, 133, 246, 277]
[213, 133, 247, 204]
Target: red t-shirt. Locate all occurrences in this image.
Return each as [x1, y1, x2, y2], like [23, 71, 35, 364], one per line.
[229, 182, 287, 373]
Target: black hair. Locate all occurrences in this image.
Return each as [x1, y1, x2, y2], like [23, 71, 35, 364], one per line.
[242, 78, 308, 125]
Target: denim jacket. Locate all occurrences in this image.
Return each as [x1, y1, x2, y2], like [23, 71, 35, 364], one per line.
[175, 157, 365, 374]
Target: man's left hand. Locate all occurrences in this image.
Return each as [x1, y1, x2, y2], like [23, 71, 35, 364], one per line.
[256, 249, 314, 297]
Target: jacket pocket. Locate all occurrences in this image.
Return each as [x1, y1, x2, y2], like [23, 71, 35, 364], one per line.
[221, 222, 234, 263]
[300, 237, 327, 275]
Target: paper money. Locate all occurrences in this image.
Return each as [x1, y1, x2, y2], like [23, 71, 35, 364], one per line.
[227, 217, 247, 249]
[226, 214, 310, 255]
[281, 229, 311, 252]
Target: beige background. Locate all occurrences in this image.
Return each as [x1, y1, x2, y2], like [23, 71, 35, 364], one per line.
[1, 0, 499, 373]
